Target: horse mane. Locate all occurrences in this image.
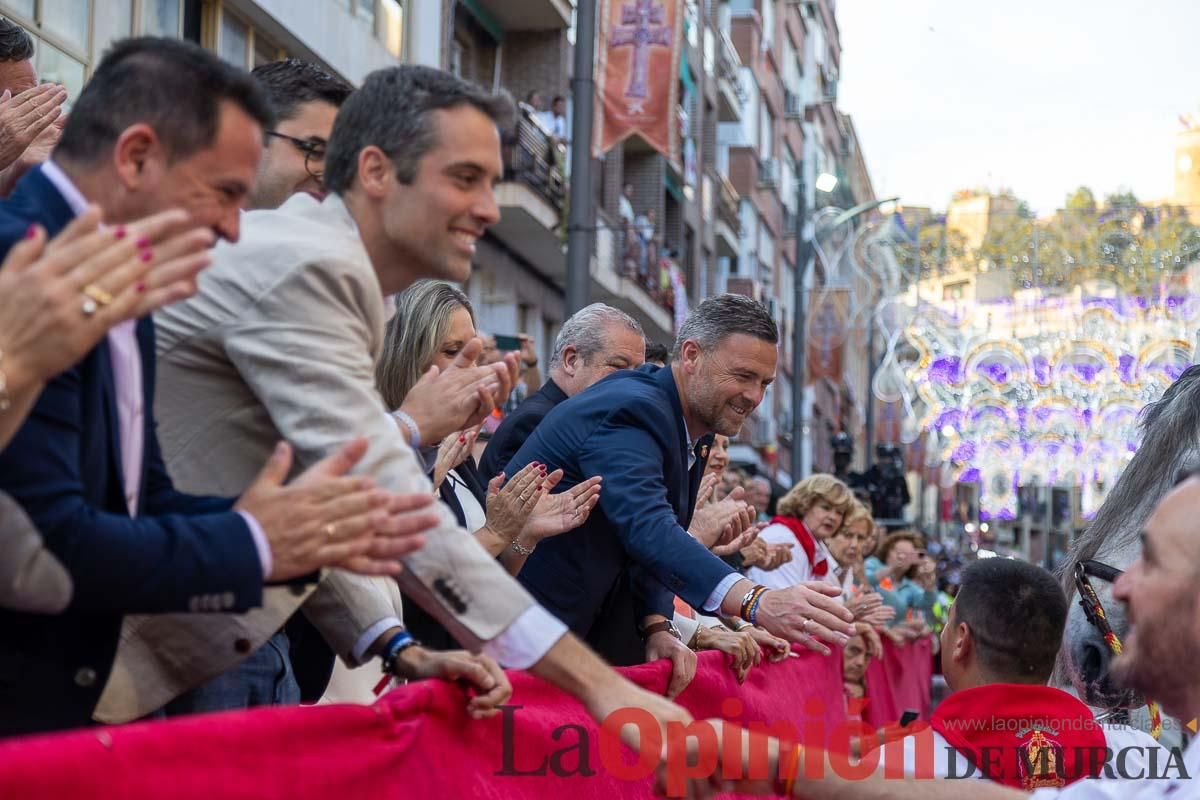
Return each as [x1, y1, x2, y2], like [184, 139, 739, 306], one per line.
[1060, 364, 1200, 584]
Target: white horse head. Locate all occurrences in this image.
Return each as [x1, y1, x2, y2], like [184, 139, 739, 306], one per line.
[1057, 364, 1200, 731]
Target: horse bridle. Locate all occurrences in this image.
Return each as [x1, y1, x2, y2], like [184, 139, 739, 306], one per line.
[1073, 559, 1163, 737]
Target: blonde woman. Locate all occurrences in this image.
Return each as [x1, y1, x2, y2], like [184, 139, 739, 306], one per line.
[376, 281, 603, 650]
[379, 282, 601, 551]
[744, 474, 854, 590]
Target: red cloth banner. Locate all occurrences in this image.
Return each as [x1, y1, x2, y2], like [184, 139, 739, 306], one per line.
[806, 288, 850, 384]
[0, 648, 849, 799]
[595, 0, 683, 163]
[863, 635, 934, 729]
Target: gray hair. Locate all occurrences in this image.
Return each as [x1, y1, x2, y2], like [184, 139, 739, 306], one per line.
[324, 64, 514, 193]
[671, 293, 778, 359]
[376, 280, 473, 410]
[550, 303, 643, 365]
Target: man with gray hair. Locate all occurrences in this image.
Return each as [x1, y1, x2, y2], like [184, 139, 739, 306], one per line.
[479, 302, 646, 482]
[505, 294, 855, 683]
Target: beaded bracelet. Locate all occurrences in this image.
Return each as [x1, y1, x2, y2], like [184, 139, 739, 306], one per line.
[739, 584, 768, 620]
[381, 630, 421, 676]
[747, 590, 768, 625]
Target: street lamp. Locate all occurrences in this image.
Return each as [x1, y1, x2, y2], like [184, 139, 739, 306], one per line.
[814, 171, 839, 194]
[790, 181, 900, 483]
[788, 167, 837, 482]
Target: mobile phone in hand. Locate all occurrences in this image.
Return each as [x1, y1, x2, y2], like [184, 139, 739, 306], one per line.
[494, 334, 522, 351]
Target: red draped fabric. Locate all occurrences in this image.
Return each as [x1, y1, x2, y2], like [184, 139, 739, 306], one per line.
[863, 636, 934, 729]
[0, 647, 849, 799]
[0, 638, 936, 797]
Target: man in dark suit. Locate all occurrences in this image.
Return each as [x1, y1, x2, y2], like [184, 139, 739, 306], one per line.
[507, 294, 856, 672]
[479, 302, 646, 483]
[0, 38, 433, 736]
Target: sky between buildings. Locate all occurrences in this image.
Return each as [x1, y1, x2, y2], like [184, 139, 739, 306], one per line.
[837, 0, 1200, 215]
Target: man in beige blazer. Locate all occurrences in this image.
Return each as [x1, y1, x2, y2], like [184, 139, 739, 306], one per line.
[97, 65, 690, 738]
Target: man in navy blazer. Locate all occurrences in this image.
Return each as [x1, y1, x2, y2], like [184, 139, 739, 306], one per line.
[0, 39, 432, 736]
[480, 302, 646, 483]
[507, 294, 857, 671]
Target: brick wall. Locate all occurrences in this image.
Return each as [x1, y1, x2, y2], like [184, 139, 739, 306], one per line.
[502, 30, 569, 107]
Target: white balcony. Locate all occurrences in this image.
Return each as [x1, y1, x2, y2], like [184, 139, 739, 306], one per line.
[473, 0, 573, 31]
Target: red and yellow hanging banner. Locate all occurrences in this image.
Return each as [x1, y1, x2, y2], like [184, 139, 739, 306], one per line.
[594, 0, 683, 163]
[806, 288, 850, 384]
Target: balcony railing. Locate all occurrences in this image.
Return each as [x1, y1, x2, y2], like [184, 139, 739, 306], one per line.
[503, 107, 566, 211]
[715, 170, 742, 236]
[716, 31, 747, 105]
[614, 219, 685, 317]
[757, 157, 779, 188]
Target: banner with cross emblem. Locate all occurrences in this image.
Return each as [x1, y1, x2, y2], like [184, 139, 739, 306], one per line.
[594, 0, 683, 163]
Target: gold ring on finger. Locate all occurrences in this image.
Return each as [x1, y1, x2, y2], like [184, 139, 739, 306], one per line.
[83, 284, 114, 307]
[801, 617, 812, 633]
[325, 522, 337, 539]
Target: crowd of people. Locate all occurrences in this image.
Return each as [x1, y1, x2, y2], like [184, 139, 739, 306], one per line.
[0, 17, 1195, 800]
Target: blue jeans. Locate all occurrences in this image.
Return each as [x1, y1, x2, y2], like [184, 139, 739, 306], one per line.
[161, 631, 300, 716]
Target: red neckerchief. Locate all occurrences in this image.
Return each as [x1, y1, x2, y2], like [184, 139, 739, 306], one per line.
[931, 684, 1108, 790]
[769, 516, 828, 576]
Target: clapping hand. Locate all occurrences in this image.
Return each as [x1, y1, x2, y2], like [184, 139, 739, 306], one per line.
[431, 426, 480, 492]
[689, 486, 759, 554]
[235, 438, 438, 580]
[398, 338, 520, 446]
[848, 591, 896, 626]
[694, 472, 718, 507]
[483, 462, 547, 541]
[519, 471, 602, 542]
[712, 519, 763, 557]
[0, 206, 213, 391]
[763, 542, 794, 569]
[0, 84, 66, 172]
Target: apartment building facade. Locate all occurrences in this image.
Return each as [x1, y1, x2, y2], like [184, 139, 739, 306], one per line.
[14, 0, 875, 486]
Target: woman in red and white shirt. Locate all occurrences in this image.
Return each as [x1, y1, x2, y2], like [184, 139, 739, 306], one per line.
[744, 474, 854, 590]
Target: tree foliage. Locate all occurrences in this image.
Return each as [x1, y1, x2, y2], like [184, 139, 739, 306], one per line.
[905, 188, 1200, 294]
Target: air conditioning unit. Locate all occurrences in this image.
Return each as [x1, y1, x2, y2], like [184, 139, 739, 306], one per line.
[784, 91, 802, 119]
[757, 157, 778, 188]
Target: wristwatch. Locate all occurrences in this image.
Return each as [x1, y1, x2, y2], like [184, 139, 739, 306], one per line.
[640, 620, 682, 641]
